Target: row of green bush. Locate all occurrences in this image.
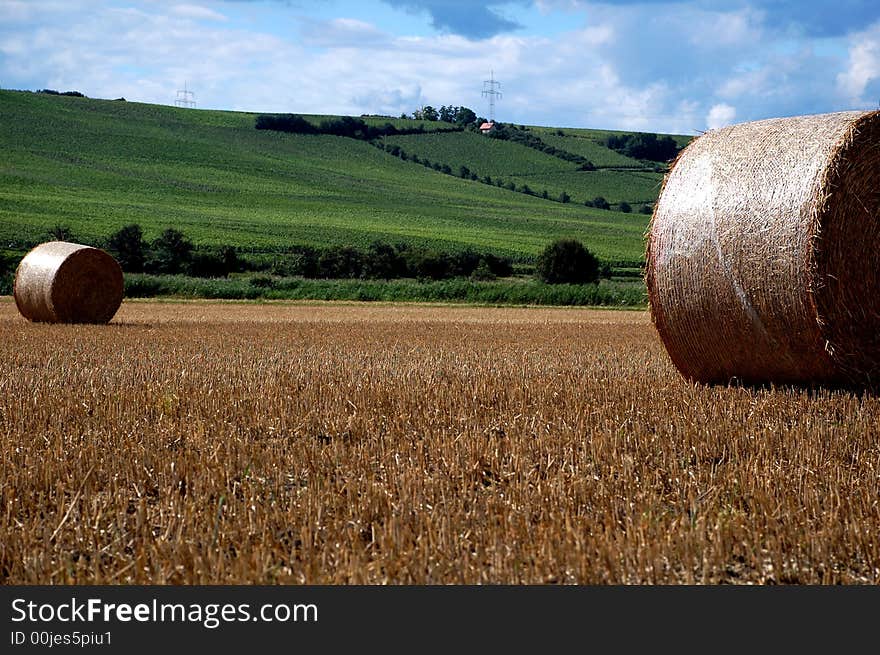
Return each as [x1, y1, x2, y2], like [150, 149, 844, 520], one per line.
[41, 224, 517, 282]
[255, 114, 461, 141]
[124, 275, 647, 306]
[68, 224, 610, 286]
[375, 137, 653, 213]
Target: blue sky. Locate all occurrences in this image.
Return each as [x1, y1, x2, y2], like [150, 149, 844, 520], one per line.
[2, 0, 880, 134]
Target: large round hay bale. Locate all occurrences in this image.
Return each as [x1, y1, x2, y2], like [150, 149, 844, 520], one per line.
[646, 110, 880, 387]
[14, 241, 124, 324]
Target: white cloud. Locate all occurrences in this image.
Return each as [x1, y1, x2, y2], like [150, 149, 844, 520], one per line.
[170, 4, 229, 22]
[706, 103, 736, 129]
[0, 0, 868, 133]
[300, 17, 390, 47]
[837, 23, 880, 105]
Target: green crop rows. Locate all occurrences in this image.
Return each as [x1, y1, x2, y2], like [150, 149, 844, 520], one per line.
[0, 90, 685, 265]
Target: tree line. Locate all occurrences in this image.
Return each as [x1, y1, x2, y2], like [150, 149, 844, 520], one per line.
[487, 123, 596, 169]
[403, 105, 480, 126]
[100, 224, 515, 282]
[255, 114, 461, 141]
[0, 225, 609, 295]
[604, 132, 680, 162]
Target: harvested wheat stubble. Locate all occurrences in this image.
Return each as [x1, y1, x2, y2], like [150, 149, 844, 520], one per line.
[13, 241, 124, 324]
[646, 110, 880, 387]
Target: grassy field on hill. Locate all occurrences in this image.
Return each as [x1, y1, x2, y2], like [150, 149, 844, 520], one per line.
[0, 90, 688, 270]
[536, 133, 648, 168]
[383, 130, 665, 207]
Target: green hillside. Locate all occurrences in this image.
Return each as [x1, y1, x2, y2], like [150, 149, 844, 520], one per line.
[0, 90, 685, 267]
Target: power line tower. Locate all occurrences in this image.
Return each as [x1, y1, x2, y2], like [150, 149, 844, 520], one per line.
[482, 70, 502, 122]
[175, 81, 196, 108]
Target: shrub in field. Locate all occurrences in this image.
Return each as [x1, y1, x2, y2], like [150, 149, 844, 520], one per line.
[318, 246, 364, 279]
[147, 228, 193, 275]
[188, 246, 240, 278]
[605, 132, 679, 162]
[0, 253, 14, 295]
[470, 259, 496, 281]
[107, 224, 147, 273]
[362, 242, 407, 280]
[404, 249, 450, 280]
[535, 238, 600, 285]
[255, 113, 318, 134]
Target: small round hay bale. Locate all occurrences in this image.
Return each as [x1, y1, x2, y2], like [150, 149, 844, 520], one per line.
[14, 241, 124, 324]
[646, 110, 880, 387]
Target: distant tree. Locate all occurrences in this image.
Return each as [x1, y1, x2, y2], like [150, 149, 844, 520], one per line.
[415, 105, 439, 121]
[605, 132, 679, 162]
[558, 191, 571, 204]
[639, 203, 654, 215]
[405, 250, 449, 280]
[362, 242, 405, 279]
[319, 116, 369, 139]
[188, 246, 239, 278]
[439, 105, 455, 123]
[591, 196, 610, 210]
[459, 165, 471, 179]
[0, 253, 13, 295]
[481, 253, 513, 277]
[318, 246, 363, 278]
[455, 107, 477, 126]
[255, 114, 317, 134]
[535, 238, 600, 285]
[470, 259, 496, 281]
[286, 246, 320, 278]
[521, 184, 534, 196]
[108, 224, 146, 272]
[618, 201, 632, 213]
[149, 228, 193, 275]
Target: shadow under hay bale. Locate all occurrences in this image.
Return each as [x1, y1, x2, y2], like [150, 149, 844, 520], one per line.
[646, 110, 880, 388]
[14, 241, 124, 324]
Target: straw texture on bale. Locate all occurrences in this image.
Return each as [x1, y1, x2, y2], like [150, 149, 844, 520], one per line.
[14, 241, 124, 324]
[646, 110, 880, 387]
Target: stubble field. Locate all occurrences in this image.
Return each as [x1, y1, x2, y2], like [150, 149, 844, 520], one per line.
[1, 298, 878, 584]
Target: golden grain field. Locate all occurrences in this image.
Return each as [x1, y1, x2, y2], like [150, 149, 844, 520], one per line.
[1, 298, 878, 584]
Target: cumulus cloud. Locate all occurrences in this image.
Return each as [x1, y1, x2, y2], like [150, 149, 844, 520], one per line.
[171, 4, 229, 22]
[300, 17, 390, 47]
[537, 0, 880, 38]
[706, 103, 736, 129]
[0, 0, 873, 133]
[837, 23, 880, 105]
